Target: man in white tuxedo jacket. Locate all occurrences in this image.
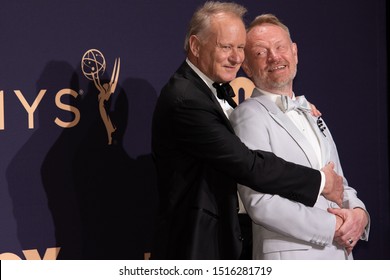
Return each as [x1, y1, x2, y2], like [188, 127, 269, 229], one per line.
[230, 14, 370, 260]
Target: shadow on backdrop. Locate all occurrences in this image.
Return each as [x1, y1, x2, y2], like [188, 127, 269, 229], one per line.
[7, 61, 81, 258]
[70, 72, 158, 259]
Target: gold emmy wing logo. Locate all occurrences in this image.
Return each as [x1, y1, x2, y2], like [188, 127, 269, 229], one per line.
[81, 49, 120, 145]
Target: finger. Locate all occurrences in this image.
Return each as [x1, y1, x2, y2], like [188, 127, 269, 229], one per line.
[334, 236, 343, 245]
[345, 237, 356, 248]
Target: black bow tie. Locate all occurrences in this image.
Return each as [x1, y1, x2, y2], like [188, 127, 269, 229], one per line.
[212, 82, 237, 108]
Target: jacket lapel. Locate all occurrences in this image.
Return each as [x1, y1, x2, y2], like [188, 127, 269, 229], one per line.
[304, 115, 331, 167]
[251, 90, 321, 169]
[179, 61, 234, 131]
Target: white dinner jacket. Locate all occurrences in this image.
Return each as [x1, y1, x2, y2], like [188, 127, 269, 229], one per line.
[230, 88, 369, 260]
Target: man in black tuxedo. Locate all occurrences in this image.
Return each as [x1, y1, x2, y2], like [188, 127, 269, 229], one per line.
[151, 1, 343, 260]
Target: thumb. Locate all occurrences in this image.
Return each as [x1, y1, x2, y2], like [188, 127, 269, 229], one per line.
[327, 207, 341, 215]
[328, 208, 347, 221]
[326, 161, 335, 169]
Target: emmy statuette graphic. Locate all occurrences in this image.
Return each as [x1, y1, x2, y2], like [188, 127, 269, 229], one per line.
[81, 49, 120, 145]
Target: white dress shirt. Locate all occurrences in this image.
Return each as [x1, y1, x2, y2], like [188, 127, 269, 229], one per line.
[186, 58, 233, 117]
[258, 88, 326, 197]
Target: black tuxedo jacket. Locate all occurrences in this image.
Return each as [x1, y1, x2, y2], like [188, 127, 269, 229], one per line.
[151, 61, 321, 259]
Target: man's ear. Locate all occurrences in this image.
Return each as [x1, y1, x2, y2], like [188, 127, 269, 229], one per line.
[189, 35, 201, 57]
[292, 42, 298, 65]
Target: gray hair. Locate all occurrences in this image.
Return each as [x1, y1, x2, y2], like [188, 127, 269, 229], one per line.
[183, 1, 247, 52]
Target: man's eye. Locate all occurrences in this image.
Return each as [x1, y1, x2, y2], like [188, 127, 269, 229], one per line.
[277, 45, 288, 52]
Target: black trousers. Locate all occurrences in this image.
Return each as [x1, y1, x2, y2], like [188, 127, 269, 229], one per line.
[238, 213, 253, 260]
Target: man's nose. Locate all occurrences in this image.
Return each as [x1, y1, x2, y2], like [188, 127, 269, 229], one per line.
[267, 49, 280, 62]
[229, 48, 244, 64]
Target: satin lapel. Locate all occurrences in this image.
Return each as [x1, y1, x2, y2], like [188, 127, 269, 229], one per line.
[180, 61, 234, 131]
[252, 94, 320, 169]
[304, 114, 331, 167]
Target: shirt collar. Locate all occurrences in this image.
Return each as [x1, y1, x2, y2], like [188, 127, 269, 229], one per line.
[186, 58, 216, 93]
[186, 58, 233, 117]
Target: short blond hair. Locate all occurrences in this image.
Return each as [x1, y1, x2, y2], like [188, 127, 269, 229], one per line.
[247, 13, 291, 39]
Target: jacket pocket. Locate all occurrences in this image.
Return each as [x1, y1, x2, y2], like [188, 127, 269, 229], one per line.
[263, 237, 312, 253]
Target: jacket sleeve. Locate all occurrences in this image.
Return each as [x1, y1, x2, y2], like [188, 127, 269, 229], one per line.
[170, 84, 320, 206]
[322, 119, 370, 240]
